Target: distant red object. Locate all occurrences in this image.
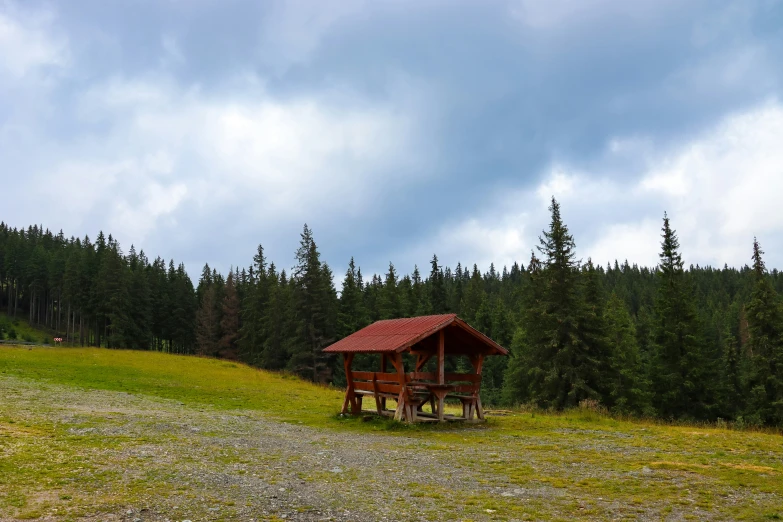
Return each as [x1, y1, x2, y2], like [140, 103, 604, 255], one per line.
[54, 337, 63, 343]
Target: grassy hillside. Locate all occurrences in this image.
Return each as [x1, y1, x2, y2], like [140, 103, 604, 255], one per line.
[0, 314, 54, 344]
[1, 346, 782, 520]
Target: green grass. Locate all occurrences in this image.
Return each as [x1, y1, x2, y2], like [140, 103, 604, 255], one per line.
[0, 313, 53, 344]
[1, 345, 783, 520]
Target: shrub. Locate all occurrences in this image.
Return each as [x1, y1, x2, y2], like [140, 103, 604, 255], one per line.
[7, 327, 17, 340]
[22, 333, 34, 343]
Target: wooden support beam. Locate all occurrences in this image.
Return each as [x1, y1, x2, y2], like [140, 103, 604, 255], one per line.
[342, 353, 356, 414]
[391, 353, 408, 422]
[437, 330, 445, 385]
[372, 374, 383, 415]
[415, 353, 432, 372]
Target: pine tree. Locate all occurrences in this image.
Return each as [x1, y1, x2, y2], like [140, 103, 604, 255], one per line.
[288, 225, 337, 382]
[379, 262, 401, 319]
[261, 265, 291, 370]
[428, 254, 447, 314]
[196, 284, 220, 356]
[460, 264, 485, 325]
[744, 238, 783, 425]
[337, 257, 368, 338]
[605, 292, 649, 414]
[651, 213, 708, 419]
[239, 244, 269, 364]
[219, 271, 241, 358]
[503, 250, 544, 405]
[525, 198, 598, 408]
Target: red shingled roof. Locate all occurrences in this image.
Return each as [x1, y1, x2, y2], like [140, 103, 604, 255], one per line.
[322, 314, 508, 355]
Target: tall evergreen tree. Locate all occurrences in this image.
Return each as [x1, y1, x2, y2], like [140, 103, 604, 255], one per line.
[744, 238, 783, 425]
[288, 225, 337, 382]
[605, 292, 649, 414]
[379, 262, 401, 319]
[337, 257, 367, 338]
[651, 213, 709, 419]
[196, 284, 220, 356]
[428, 254, 447, 314]
[219, 271, 241, 358]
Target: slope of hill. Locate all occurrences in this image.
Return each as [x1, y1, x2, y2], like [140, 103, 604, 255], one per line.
[0, 314, 54, 345]
[1, 346, 781, 521]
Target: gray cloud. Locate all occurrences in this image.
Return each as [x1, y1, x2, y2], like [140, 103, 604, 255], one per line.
[1, 0, 782, 279]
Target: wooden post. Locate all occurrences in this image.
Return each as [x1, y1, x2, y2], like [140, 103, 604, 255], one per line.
[372, 374, 383, 415]
[380, 353, 387, 411]
[437, 330, 445, 385]
[342, 353, 355, 414]
[470, 353, 485, 420]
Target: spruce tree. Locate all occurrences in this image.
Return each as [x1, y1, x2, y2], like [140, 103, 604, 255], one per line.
[529, 197, 598, 408]
[261, 265, 291, 370]
[379, 262, 401, 319]
[219, 271, 241, 358]
[239, 244, 269, 364]
[196, 284, 220, 356]
[337, 257, 368, 338]
[651, 213, 708, 419]
[428, 255, 447, 314]
[744, 238, 783, 425]
[502, 251, 545, 405]
[605, 291, 649, 414]
[288, 225, 337, 382]
[460, 264, 485, 325]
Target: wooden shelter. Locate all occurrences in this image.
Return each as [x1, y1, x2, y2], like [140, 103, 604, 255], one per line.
[323, 314, 508, 423]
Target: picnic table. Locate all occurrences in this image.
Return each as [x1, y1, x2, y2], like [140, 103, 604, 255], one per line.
[323, 314, 508, 423]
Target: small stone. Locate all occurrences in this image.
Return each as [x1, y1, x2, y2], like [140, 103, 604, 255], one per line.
[127, 511, 133, 515]
[133, 518, 142, 522]
[182, 520, 192, 522]
[330, 467, 343, 473]
[485, 509, 496, 513]
[642, 466, 652, 474]
[501, 492, 514, 497]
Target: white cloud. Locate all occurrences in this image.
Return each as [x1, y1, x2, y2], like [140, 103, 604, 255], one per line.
[418, 100, 783, 271]
[22, 74, 425, 252]
[0, 3, 68, 79]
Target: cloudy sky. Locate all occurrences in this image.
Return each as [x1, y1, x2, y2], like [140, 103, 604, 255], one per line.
[2, 0, 783, 279]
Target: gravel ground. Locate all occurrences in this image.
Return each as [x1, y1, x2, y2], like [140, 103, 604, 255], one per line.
[1, 376, 521, 521]
[2, 375, 782, 521]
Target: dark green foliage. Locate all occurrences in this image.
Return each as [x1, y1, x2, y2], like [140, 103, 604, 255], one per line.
[744, 239, 783, 425]
[219, 271, 240, 357]
[287, 225, 338, 382]
[504, 198, 603, 409]
[196, 284, 220, 356]
[650, 214, 711, 419]
[604, 292, 650, 414]
[337, 258, 368, 339]
[2, 209, 783, 426]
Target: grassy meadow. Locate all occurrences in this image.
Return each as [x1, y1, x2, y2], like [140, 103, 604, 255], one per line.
[1, 346, 782, 520]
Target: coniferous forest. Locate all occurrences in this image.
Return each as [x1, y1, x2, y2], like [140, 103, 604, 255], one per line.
[2, 198, 783, 427]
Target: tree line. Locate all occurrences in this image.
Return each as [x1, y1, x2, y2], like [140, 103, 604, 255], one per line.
[1, 200, 782, 426]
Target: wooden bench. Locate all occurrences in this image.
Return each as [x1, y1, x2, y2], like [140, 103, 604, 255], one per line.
[347, 371, 427, 419]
